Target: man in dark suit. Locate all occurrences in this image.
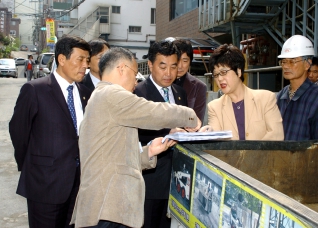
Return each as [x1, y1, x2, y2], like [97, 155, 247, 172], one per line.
[81, 39, 110, 91]
[173, 39, 207, 123]
[9, 35, 91, 228]
[134, 41, 197, 228]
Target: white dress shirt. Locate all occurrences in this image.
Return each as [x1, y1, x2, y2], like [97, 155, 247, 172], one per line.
[54, 70, 83, 135]
[149, 75, 176, 104]
[89, 72, 100, 88]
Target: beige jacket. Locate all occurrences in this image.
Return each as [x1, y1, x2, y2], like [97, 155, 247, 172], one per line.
[71, 82, 197, 227]
[208, 86, 284, 140]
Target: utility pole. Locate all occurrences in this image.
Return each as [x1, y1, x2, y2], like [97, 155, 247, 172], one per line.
[32, 0, 43, 53]
[38, 0, 43, 54]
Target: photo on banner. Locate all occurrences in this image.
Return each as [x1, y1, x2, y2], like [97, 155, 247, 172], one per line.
[263, 205, 304, 228]
[170, 151, 195, 211]
[192, 161, 223, 228]
[223, 180, 262, 228]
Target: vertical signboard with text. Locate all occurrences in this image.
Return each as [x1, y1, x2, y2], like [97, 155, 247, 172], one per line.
[46, 18, 55, 51]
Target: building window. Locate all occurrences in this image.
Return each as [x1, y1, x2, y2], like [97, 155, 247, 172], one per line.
[11, 21, 16, 25]
[151, 8, 156, 24]
[53, 11, 70, 22]
[129, 26, 141, 33]
[99, 7, 109, 23]
[170, 0, 199, 20]
[10, 30, 16, 36]
[112, 6, 120, 14]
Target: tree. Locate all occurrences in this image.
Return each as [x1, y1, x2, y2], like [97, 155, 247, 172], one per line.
[0, 32, 19, 58]
[0, 32, 11, 46]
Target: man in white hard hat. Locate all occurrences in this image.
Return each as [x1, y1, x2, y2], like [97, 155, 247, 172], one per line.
[276, 35, 318, 140]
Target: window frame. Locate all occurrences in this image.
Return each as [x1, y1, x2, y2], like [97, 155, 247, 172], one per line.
[129, 26, 142, 33]
[170, 0, 201, 20]
[112, 6, 121, 14]
[151, 8, 156, 25]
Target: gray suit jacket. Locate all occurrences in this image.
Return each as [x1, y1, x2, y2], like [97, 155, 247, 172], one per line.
[71, 82, 197, 228]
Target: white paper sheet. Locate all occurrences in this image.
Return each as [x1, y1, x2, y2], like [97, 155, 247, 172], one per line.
[162, 130, 232, 142]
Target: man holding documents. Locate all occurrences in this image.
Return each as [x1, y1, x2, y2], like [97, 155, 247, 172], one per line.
[134, 40, 198, 228]
[70, 47, 201, 228]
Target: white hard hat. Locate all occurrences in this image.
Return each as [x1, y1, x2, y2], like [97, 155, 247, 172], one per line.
[278, 35, 315, 58]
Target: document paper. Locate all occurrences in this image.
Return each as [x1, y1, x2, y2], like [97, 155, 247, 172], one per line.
[162, 130, 232, 143]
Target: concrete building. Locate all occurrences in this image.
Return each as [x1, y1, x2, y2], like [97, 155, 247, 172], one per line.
[46, 0, 156, 60]
[0, 1, 21, 39]
[10, 17, 21, 38]
[156, 1, 207, 41]
[14, 0, 42, 48]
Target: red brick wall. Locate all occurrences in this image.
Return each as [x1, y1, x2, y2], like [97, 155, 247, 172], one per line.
[156, 1, 208, 41]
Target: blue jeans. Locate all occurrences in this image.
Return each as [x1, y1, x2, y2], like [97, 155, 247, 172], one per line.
[26, 70, 33, 81]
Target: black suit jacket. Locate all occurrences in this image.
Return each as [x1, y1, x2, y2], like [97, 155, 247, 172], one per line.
[134, 77, 188, 199]
[182, 72, 207, 123]
[81, 73, 95, 92]
[9, 73, 91, 204]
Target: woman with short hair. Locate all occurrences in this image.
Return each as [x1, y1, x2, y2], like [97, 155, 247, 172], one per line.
[202, 44, 284, 140]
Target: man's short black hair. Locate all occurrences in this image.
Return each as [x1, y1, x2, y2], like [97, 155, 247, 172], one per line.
[55, 35, 91, 67]
[312, 56, 318, 67]
[147, 41, 180, 63]
[88, 39, 110, 57]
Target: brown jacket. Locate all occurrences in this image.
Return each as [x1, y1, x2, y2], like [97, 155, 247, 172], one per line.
[71, 82, 197, 227]
[207, 86, 284, 140]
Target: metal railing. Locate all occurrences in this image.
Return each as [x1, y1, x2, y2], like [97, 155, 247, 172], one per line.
[264, 0, 318, 51]
[245, 66, 282, 89]
[199, 0, 318, 52]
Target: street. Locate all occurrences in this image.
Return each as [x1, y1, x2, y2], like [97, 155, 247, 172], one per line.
[0, 76, 29, 226]
[0, 51, 41, 227]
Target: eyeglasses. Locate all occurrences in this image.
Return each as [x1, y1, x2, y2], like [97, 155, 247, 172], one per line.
[125, 65, 138, 77]
[117, 65, 139, 81]
[212, 69, 232, 78]
[278, 59, 304, 66]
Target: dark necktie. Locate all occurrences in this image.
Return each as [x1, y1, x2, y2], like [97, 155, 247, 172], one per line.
[162, 87, 170, 103]
[67, 85, 77, 134]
